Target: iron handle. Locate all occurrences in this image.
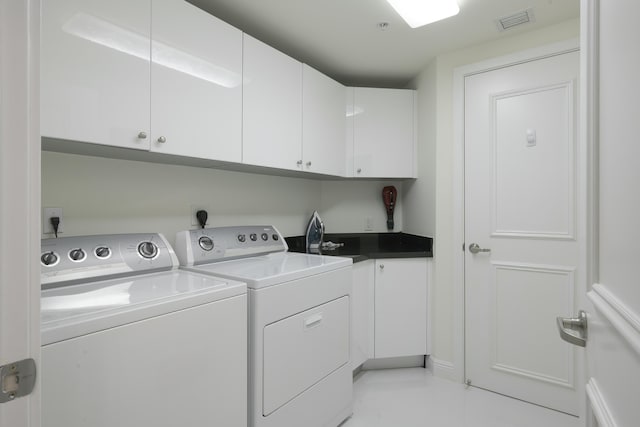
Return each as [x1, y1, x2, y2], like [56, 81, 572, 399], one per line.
[469, 243, 491, 254]
[556, 310, 587, 347]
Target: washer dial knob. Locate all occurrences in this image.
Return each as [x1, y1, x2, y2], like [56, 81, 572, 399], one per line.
[69, 248, 86, 261]
[237, 234, 246, 243]
[40, 251, 58, 266]
[250, 233, 257, 241]
[138, 241, 158, 259]
[95, 246, 111, 259]
[199, 236, 214, 251]
[261, 233, 269, 241]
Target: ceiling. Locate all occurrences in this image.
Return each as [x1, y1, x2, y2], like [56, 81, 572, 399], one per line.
[187, 0, 579, 88]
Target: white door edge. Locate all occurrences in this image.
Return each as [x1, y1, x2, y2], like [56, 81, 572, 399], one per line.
[0, 0, 41, 426]
[451, 37, 582, 387]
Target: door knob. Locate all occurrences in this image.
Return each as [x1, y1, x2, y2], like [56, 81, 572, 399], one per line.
[557, 310, 587, 347]
[469, 243, 491, 254]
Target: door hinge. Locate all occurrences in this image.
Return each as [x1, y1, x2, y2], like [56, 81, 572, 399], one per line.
[0, 358, 36, 403]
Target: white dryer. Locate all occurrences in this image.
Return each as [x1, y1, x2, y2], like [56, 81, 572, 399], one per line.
[175, 225, 353, 427]
[40, 233, 247, 427]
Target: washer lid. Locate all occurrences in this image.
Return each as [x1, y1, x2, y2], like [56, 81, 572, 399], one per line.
[186, 252, 352, 289]
[41, 270, 246, 345]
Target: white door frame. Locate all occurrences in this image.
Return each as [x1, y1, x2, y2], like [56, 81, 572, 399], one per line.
[451, 38, 582, 386]
[0, 0, 41, 425]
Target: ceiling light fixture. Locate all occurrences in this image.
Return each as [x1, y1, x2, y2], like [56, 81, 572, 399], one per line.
[386, 0, 460, 28]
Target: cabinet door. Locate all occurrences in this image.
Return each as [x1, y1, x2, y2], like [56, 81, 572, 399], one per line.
[242, 34, 303, 171]
[150, 0, 242, 162]
[351, 88, 417, 178]
[351, 260, 374, 369]
[374, 258, 427, 358]
[41, 0, 151, 149]
[302, 65, 346, 176]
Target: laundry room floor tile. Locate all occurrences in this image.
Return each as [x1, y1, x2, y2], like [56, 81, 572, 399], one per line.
[340, 367, 579, 427]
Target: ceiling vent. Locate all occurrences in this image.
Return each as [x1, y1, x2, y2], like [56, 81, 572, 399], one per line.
[496, 8, 536, 32]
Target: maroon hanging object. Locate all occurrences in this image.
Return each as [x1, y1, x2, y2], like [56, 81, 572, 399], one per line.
[382, 186, 397, 230]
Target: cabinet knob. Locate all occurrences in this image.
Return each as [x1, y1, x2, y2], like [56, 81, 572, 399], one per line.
[306, 161, 312, 167]
[137, 131, 147, 139]
[296, 160, 303, 167]
[157, 136, 166, 143]
[379, 264, 384, 270]
[357, 168, 362, 174]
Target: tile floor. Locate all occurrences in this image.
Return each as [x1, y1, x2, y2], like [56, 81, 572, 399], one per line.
[340, 368, 580, 427]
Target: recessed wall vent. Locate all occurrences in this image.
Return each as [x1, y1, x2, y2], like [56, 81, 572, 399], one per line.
[496, 8, 536, 32]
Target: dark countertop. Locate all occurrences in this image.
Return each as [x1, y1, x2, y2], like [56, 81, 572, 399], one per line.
[285, 232, 433, 262]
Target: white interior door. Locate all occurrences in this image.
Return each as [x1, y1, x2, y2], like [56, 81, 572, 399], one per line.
[0, 0, 41, 425]
[465, 50, 581, 415]
[581, 1, 640, 426]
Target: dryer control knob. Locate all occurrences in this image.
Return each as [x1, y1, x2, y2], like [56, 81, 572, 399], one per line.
[261, 233, 269, 241]
[250, 233, 257, 241]
[69, 248, 86, 261]
[40, 251, 58, 266]
[237, 234, 246, 243]
[95, 246, 111, 259]
[199, 236, 214, 251]
[138, 241, 158, 259]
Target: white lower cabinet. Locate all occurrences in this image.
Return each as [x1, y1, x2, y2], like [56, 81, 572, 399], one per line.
[374, 258, 428, 358]
[351, 257, 429, 369]
[351, 260, 375, 369]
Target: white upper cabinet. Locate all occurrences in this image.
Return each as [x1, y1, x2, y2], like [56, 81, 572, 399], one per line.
[347, 87, 417, 178]
[41, 0, 152, 150]
[242, 34, 303, 171]
[302, 65, 346, 176]
[150, 0, 242, 162]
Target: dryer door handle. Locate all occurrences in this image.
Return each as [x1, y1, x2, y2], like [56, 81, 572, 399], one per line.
[304, 313, 323, 329]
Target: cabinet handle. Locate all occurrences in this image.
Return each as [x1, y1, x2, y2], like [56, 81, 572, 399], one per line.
[379, 264, 384, 270]
[137, 131, 147, 139]
[306, 161, 312, 167]
[296, 160, 303, 167]
[357, 168, 362, 174]
[157, 136, 166, 143]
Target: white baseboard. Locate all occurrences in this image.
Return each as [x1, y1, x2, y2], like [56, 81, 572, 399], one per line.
[432, 358, 457, 381]
[362, 355, 425, 370]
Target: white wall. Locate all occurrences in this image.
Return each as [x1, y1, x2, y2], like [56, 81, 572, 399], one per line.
[410, 18, 580, 371]
[403, 60, 436, 238]
[41, 151, 404, 247]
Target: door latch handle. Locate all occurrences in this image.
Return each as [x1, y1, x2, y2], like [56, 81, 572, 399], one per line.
[469, 243, 491, 254]
[556, 310, 587, 347]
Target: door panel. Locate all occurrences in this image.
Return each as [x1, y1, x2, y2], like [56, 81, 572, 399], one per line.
[465, 51, 580, 415]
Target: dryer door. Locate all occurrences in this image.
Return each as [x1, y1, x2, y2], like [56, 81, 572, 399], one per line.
[262, 295, 349, 415]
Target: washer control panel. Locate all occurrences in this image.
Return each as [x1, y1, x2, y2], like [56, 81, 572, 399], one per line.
[41, 233, 177, 289]
[175, 225, 286, 267]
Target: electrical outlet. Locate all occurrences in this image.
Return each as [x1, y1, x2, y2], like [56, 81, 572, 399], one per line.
[190, 205, 210, 227]
[43, 207, 63, 235]
[364, 216, 374, 231]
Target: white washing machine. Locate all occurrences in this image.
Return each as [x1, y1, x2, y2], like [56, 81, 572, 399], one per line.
[40, 233, 247, 427]
[175, 225, 353, 427]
